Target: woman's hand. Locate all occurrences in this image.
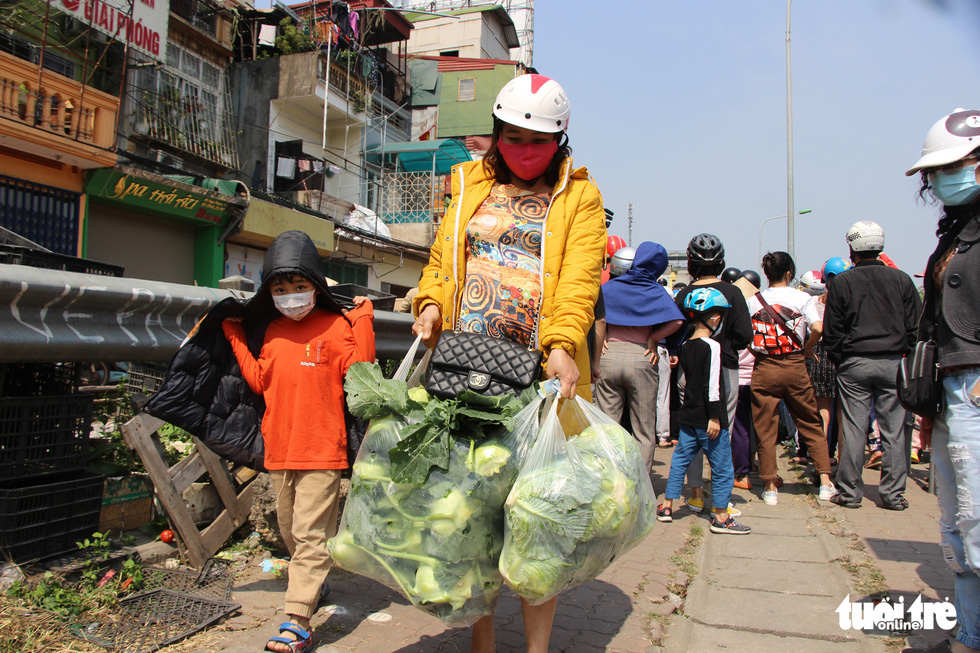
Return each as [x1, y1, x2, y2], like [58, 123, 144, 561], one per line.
[546, 348, 579, 398]
[643, 347, 660, 365]
[412, 304, 442, 348]
[644, 334, 660, 365]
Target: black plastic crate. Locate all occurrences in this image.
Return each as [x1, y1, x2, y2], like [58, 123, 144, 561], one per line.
[328, 283, 396, 311]
[0, 394, 94, 480]
[124, 361, 169, 397]
[0, 469, 104, 563]
[0, 362, 79, 397]
[0, 243, 124, 277]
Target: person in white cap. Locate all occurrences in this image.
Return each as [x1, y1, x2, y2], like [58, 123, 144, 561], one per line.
[822, 221, 921, 510]
[907, 108, 980, 653]
[412, 73, 605, 653]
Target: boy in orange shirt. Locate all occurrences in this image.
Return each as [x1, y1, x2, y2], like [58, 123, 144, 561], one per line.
[222, 230, 375, 653]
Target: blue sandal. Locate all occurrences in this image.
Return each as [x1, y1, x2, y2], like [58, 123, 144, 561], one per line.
[265, 622, 313, 653]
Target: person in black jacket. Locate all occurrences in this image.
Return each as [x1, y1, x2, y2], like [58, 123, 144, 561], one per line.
[907, 108, 980, 653]
[672, 234, 753, 514]
[823, 221, 921, 510]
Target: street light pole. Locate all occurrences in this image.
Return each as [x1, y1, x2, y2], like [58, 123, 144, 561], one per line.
[759, 209, 811, 264]
[786, 0, 795, 258]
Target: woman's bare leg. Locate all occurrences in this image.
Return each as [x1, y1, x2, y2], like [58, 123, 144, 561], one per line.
[816, 397, 832, 442]
[521, 596, 558, 653]
[471, 614, 495, 653]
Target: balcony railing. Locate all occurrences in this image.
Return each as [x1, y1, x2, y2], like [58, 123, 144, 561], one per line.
[316, 57, 366, 111]
[129, 81, 239, 169]
[370, 90, 410, 138]
[170, 0, 218, 36]
[0, 50, 118, 161]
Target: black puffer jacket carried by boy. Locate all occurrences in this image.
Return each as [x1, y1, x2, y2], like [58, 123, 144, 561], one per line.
[145, 231, 349, 470]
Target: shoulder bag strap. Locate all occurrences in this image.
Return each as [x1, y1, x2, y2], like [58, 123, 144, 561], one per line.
[755, 292, 805, 350]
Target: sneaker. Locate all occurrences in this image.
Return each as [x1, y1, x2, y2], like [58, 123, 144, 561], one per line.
[710, 515, 751, 534]
[686, 497, 704, 514]
[656, 504, 673, 522]
[762, 490, 778, 506]
[910, 449, 920, 464]
[733, 476, 752, 490]
[727, 503, 742, 518]
[818, 484, 838, 502]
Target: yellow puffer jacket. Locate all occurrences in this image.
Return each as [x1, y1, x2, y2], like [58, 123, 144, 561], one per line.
[414, 157, 606, 399]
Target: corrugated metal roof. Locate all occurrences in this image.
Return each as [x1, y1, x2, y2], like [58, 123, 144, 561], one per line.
[413, 55, 521, 72]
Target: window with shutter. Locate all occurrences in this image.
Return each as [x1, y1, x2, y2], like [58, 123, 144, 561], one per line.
[458, 78, 476, 102]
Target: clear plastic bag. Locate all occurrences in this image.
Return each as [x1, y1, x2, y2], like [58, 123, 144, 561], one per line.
[499, 395, 658, 605]
[328, 336, 543, 626]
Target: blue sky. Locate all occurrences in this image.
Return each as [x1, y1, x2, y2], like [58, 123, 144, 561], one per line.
[532, 0, 980, 279]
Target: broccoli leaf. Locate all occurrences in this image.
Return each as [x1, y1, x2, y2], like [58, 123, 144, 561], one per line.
[388, 422, 448, 484]
[385, 386, 532, 485]
[345, 362, 411, 418]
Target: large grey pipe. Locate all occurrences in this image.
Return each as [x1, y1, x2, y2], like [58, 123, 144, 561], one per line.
[0, 264, 416, 363]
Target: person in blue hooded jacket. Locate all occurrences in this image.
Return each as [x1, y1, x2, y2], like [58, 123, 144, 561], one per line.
[595, 241, 686, 472]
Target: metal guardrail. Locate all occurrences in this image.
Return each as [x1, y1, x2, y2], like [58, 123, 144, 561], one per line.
[0, 264, 416, 363]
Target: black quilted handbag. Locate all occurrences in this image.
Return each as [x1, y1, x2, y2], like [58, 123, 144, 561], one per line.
[425, 331, 543, 400]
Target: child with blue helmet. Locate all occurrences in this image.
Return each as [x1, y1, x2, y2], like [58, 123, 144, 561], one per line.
[657, 287, 751, 534]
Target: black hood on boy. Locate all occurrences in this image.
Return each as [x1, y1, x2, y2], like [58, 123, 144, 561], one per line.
[145, 231, 346, 471]
[246, 230, 346, 323]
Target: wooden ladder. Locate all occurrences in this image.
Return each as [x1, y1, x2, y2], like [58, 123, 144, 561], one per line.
[120, 413, 256, 568]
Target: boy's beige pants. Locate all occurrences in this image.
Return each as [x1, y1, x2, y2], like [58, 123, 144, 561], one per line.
[269, 469, 342, 619]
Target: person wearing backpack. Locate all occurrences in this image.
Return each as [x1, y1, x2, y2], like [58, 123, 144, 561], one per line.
[746, 251, 836, 506]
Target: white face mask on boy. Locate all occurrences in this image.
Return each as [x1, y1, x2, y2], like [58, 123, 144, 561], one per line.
[272, 291, 316, 320]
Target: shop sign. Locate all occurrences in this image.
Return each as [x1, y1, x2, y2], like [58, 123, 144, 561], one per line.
[87, 169, 236, 225]
[58, 0, 169, 60]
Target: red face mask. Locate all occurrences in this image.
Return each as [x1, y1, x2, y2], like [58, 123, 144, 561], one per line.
[497, 139, 559, 181]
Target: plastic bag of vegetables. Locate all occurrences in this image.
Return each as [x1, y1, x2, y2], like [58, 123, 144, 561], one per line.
[328, 337, 542, 626]
[499, 395, 658, 605]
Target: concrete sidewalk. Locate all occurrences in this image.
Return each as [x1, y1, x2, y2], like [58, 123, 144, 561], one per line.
[172, 452, 690, 653]
[663, 480, 884, 652]
[662, 449, 953, 653]
[164, 445, 951, 653]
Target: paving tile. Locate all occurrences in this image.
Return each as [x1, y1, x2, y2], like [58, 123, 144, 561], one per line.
[712, 532, 831, 562]
[674, 622, 868, 652]
[693, 584, 854, 637]
[702, 557, 845, 596]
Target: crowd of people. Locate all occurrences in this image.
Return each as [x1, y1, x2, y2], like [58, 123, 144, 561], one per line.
[157, 72, 978, 652]
[596, 224, 906, 540]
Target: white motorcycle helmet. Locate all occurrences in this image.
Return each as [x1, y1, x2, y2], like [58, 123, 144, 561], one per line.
[609, 247, 636, 278]
[492, 74, 570, 133]
[906, 108, 980, 176]
[799, 270, 825, 296]
[846, 220, 885, 253]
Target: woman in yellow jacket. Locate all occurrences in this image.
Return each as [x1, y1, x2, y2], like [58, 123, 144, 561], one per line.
[413, 74, 605, 652]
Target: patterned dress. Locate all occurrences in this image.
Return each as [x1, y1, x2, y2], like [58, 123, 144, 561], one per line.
[457, 183, 547, 348]
[805, 300, 836, 399]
